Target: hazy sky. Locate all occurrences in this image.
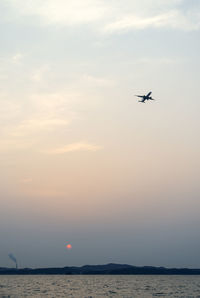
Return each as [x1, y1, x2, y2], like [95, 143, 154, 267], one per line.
[1, 0, 200, 268]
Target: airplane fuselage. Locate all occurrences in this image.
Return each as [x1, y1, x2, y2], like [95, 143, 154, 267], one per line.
[135, 92, 154, 103]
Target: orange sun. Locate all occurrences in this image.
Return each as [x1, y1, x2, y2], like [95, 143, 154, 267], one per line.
[66, 244, 72, 250]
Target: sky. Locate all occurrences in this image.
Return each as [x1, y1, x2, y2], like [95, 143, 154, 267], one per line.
[0, 0, 200, 269]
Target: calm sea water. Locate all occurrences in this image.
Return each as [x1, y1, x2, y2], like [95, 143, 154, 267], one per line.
[0, 275, 200, 297]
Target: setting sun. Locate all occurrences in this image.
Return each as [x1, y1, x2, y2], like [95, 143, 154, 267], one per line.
[66, 244, 72, 250]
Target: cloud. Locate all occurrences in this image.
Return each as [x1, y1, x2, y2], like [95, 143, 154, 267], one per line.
[6, 0, 107, 25]
[103, 10, 200, 33]
[20, 178, 33, 184]
[11, 53, 23, 64]
[82, 74, 114, 87]
[3, 0, 200, 33]
[31, 66, 50, 83]
[11, 118, 69, 137]
[0, 139, 35, 151]
[4, 93, 72, 137]
[45, 142, 102, 154]
[135, 57, 177, 65]
[0, 92, 76, 151]
[0, 99, 20, 122]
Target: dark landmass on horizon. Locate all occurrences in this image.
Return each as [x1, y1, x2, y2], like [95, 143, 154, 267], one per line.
[1, 263, 200, 275]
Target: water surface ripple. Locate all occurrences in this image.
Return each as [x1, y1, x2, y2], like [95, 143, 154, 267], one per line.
[0, 275, 200, 297]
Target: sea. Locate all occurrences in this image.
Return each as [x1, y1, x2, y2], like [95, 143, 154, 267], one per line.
[0, 275, 200, 297]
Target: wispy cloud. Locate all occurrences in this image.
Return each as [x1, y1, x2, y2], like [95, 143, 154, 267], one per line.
[0, 99, 21, 122]
[135, 57, 177, 65]
[4, 0, 200, 32]
[45, 142, 102, 154]
[0, 92, 76, 151]
[11, 118, 69, 137]
[12, 53, 23, 64]
[6, 0, 107, 25]
[0, 139, 35, 151]
[6, 93, 71, 133]
[20, 178, 33, 184]
[103, 10, 200, 33]
[31, 65, 50, 83]
[82, 74, 114, 87]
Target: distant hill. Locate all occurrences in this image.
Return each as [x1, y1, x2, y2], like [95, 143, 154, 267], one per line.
[1, 263, 200, 275]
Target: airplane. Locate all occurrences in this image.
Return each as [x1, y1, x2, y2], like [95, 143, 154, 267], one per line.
[135, 91, 155, 103]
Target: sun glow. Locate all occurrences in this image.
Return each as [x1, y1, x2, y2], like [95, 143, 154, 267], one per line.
[66, 244, 72, 250]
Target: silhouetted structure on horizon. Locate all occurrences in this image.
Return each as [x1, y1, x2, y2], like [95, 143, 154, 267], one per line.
[1, 263, 200, 275]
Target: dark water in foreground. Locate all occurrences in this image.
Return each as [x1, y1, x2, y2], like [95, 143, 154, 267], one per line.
[0, 275, 200, 297]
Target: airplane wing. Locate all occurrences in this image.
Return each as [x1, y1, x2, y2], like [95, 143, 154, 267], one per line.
[139, 98, 146, 103]
[146, 92, 152, 97]
[135, 95, 144, 98]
